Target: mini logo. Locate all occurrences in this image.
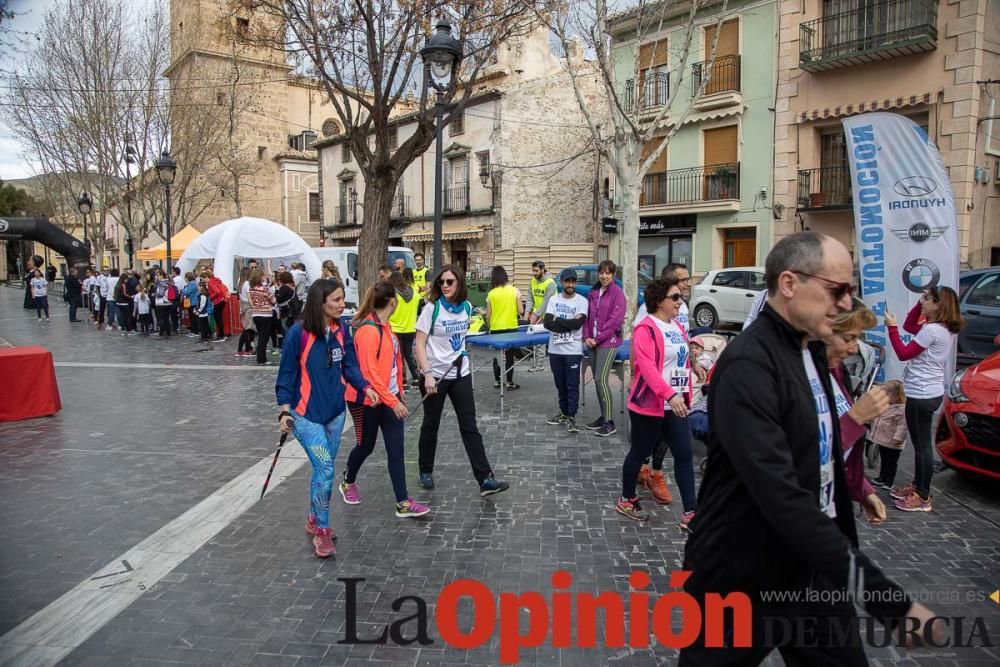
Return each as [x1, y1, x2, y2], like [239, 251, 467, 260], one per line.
[0, 219, 8, 233]
[893, 176, 937, 198]
[901, 258, 941, 293]
[889, 223, 946, 244]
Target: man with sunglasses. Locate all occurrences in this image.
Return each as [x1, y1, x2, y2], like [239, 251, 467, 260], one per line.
[680, 232, 940, 665]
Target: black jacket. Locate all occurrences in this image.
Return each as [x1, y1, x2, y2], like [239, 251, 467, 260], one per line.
[683, 305, 910, 622]
[64, 274, 83, 306]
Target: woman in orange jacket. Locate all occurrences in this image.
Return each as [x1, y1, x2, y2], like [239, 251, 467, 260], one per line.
[341, 282, 430, 518]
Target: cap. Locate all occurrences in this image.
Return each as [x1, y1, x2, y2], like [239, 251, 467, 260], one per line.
[691, 336, 706, 348]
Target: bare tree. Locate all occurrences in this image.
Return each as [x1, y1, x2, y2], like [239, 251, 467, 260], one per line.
[240, 0, 537, 289]
[535, 0, 730, 333]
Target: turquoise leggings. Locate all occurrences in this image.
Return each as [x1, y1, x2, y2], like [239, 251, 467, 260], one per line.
[292, 410, 347, 529]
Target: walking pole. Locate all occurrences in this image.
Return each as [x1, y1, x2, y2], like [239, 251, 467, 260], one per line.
[259, 432, 289, 499]
[403, 354, 465, 422]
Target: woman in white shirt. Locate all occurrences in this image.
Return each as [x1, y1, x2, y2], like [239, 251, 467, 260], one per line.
[884, 287, 965, 512]
[414, 266, 509, 497]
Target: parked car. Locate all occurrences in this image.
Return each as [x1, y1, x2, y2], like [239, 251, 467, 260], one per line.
[689, 267, 766, 328]
[957, 267, 1000, 363]
[936, 351, 1000, 481]
[311, 245, 414, 308]
[559, 264, 652, 305]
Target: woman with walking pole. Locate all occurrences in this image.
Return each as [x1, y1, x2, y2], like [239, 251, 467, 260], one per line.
[340, 281, 430, 518]
[414, 266, 510, 497]
[276, 278, 376, 557]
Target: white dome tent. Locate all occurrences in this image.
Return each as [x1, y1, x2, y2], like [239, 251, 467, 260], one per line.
[176, 217, 322, 290]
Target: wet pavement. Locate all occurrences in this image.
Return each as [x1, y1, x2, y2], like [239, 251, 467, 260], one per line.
[0, 286, 997, 666]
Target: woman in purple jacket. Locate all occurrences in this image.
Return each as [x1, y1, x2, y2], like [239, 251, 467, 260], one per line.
[616, 276, 696, 526]
[583, 260, 626, 437]
[825, 300, 891, 524]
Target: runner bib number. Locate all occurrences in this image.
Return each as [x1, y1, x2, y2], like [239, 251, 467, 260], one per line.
[670, 367, 690, 389]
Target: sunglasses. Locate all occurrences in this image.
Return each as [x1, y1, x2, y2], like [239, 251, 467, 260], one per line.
[921, 290, 940, 303]
[793, 271, 854, 301]
[666, 293, 683, 302]
[437, 278, 457, 286]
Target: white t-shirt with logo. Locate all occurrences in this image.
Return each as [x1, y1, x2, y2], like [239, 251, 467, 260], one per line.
[650, 315, 690, 410]
[830, 375, 853, 459]
[31, 277, 48, 297]
[388, 333, 400, 395]
[803, 350, 836, 519]
[416, 301, 471, 379]
[545, 293, 588, 355]
[903, 322, 953, 399]
[634, 300, 689, 332]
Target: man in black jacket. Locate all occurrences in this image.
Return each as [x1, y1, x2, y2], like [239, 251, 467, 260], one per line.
[680, 232, 938, 665]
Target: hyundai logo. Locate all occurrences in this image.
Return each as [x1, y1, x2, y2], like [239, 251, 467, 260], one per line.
[893, 176, 938, 197]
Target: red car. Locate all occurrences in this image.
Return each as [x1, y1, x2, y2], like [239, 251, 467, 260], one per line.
[936, 351, 1000, 480]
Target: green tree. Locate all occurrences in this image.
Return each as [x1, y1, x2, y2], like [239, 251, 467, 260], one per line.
[0, 181, 47, 217]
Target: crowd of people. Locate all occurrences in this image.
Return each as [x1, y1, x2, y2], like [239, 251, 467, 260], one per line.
[269, 232, 959, 662]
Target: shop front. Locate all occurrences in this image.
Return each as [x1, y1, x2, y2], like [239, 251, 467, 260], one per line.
[637, 214, 695, 278]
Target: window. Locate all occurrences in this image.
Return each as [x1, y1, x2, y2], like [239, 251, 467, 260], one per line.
[342, 143, 352, 163]
[966, 275, 1000, 308]
[450, 110, 464, 136]
[749, 271, 766, 291]
[216, 92, 225, 106]
[322, 119, 341, 137]
[959, 272, 981, 299]
[638, 40, 668, 108]
[235, 17, 250, 38]
[712, 271, 745, 288]
[308, 192, 321, 222]
[347, 252, 359, 280]
[388, 126, 398, 150]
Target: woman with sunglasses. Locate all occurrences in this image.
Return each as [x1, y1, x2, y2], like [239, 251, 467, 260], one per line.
[584, 260, 627, 437]
[617, 277, 697, 527]
[276, 278, 377, 557]
[884, 287, 965, 512]
[414, 266, 510, 497]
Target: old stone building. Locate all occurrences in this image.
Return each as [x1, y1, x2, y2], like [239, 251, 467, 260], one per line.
[314, 28, 602, 282]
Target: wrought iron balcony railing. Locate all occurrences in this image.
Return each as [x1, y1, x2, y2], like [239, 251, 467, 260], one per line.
[623, 71, 670, 113]
[336, 204, 358, 226]
[691, 54, 741, 96]
[443, 185, 469, 213]
[641, 162, 740, 207]
[391, 194, 410, 219]
[797, 166, 853, 210]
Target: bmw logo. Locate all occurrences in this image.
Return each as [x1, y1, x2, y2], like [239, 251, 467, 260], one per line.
[901, 258, 940, 293]
[893, 176, 938, 197]
[908, 223, 932, 242]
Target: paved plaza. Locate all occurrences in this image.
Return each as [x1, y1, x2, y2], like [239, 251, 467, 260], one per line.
[0, 286, 997, 667]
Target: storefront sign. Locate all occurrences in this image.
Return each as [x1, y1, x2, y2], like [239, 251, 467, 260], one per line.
[639, 214, 696, 235]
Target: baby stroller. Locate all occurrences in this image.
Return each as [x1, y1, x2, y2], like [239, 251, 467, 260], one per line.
[688, 332, 730, 446]
[845, 339, 887, 469]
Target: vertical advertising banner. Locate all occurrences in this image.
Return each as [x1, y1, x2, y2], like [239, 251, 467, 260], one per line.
[842, 112, 960, 384]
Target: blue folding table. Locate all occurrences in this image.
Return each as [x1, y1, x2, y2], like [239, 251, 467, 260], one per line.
[465, 326, 549, 411]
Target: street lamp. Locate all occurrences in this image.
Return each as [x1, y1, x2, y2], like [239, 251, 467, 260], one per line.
[420, 19, 463, 271]
[154, 150, 177, 274]
[77, 191, 93, 258]
[124, 139, 137, 266]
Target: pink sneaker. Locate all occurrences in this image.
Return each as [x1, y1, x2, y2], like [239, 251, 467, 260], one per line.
[895, 493, 932, 512]
[890, 484, 914, 500]
[339, 481, 361, 505]
[395, 499, 430, 518]
[304, 515, 337, 539]
[680, 511, 696, 531]
[312, 528, 336, 557]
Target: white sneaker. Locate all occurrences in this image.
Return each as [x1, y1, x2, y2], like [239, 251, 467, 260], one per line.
[46, 317, 51, 322]
[38, 317, 43, 322]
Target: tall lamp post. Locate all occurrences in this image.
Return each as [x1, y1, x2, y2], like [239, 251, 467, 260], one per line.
[124, 139, 137, 267]
[154, 151, 177, 274]
[420, 20, 463, 271]
[77, 191, 93, 261]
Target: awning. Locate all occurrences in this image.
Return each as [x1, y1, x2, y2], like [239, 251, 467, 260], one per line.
[326, 227, 361, 240]
[135, 225, 202, 261]
[402, 228, 484, 243]
[798, 92, 933, 123]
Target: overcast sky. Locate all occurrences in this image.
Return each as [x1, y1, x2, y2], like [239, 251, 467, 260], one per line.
[0, 0, 53, 180]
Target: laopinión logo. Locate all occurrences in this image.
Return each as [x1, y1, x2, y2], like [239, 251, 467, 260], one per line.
[901, 258, 941, 293]
[890, 223, 947, 244]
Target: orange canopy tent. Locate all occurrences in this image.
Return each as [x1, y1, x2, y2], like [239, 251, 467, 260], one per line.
[135, 225, 202, 261]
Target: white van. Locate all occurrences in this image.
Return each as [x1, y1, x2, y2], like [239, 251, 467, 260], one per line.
[311, 245, 415, 307]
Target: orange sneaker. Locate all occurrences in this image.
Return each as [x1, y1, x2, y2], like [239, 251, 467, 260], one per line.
[647, 470, 673, 505]
[637, 465, 651, 489]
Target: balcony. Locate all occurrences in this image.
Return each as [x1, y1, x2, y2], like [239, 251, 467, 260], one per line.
[623, 72, 670, 116]
[691, 54, 742, 111]
[799, 0, 938, 72]
[391, 194, 410, 219]
[640, 163, 741, 214]
[336, 204, 358, 226]
[443, 185, 469, 213]
[797, 166, 853, 211]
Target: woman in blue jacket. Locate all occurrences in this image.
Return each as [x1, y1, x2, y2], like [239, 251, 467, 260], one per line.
[276, 278, 376, 558]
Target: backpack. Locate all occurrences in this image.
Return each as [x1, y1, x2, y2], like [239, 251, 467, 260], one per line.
[167, 283, 178, 301]
[155, 281, 169, 303]
[355, 319, 386, 360]
[429, 299, 472, 333]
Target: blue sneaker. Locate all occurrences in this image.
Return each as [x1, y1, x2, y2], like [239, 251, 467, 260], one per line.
[418, 473, 434, 489]
[479, 475, 510, 497]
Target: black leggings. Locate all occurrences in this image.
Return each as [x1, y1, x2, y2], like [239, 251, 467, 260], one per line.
[396, 332, 419, 382]
[346, 401, 408, 503]
[418, 372, 493, 483]
[905, 395, 941, 499]
[491, 327, 518, 384]
[877, 446, 903, 486]
[238, 328, 255, 353]
[252, 315, 272, 363]
[212, 300, 226, 339]
[625, 410, 697, 511]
